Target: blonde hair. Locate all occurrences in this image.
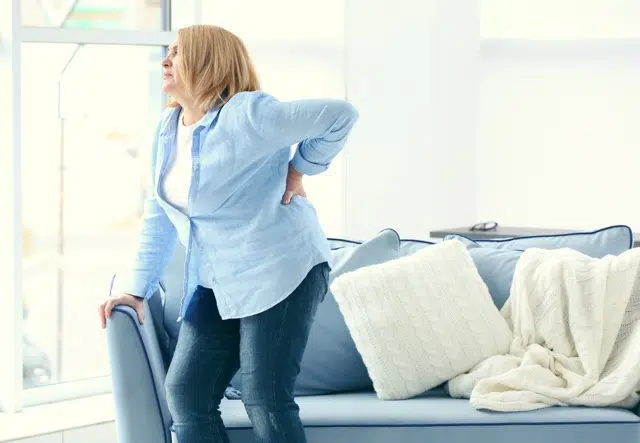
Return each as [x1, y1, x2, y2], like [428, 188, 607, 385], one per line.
[167, 25, 260, 112]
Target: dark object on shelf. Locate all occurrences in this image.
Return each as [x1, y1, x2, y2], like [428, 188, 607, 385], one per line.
[469, 221, 498, 232]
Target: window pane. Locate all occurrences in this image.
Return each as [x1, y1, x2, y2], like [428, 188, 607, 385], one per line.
[481, 0, 640, 39]
[21, 0, 167, 30]
[21, 43, 164, 388]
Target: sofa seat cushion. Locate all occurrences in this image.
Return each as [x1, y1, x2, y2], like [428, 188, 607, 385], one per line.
[220, 392, 639, 429]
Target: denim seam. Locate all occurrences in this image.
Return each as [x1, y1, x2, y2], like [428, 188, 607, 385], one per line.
[209, 356, 228, 442]
[272, 294, 291, 409]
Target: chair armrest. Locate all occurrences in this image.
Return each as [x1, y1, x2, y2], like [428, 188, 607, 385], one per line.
[106, 297, 172, 443]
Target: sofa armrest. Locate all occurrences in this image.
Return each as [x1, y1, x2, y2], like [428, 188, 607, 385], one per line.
[106, 296, 172, 443]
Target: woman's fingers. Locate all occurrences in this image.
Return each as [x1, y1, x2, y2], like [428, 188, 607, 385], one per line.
[282, 187, 308, 205]
[134, 303, 145, 325]
[100, 294, 145, 329]
[99, 302, 107, 329]
[282, 190, 295, 205]
[104, 299, 114, 320]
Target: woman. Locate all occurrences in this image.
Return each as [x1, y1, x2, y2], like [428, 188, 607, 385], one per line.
[98, 25, 358, 443]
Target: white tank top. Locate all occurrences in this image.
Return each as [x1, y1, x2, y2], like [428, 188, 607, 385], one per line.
[162, 111, 202, 213]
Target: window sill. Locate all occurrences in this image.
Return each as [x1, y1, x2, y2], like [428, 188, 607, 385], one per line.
[0, 393, 114, 442]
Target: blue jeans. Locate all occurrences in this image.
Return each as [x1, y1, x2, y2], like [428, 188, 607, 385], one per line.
[165, 262, 330, 443]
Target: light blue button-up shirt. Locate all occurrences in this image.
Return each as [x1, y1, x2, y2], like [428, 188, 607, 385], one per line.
[121, 91, 359, 320]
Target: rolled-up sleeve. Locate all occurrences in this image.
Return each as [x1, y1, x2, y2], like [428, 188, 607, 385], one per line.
[243, 91, 359, 175]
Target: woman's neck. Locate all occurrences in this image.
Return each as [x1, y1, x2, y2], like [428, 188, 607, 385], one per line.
[180, 102, 205, 126]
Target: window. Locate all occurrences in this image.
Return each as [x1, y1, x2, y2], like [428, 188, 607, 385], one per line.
[21, 43, 163, 389]
[2, 0, 175, 412]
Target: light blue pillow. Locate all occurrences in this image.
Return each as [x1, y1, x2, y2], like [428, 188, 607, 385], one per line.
[465, 245, 520, 309]
[230, 229, 401, 396]
[399, 238, 437, 256]
[447, 225, 634, 310]
[449, 225, 632, 258]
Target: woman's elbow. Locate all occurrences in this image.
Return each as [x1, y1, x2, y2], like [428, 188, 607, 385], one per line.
[335, 101, 359, 132]
[344, 101, 359, 124]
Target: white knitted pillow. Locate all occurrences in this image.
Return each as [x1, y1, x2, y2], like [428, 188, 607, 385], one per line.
[330, 239, 513, 400]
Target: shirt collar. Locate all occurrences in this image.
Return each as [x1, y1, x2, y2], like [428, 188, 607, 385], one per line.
[160, 105, 222, 137]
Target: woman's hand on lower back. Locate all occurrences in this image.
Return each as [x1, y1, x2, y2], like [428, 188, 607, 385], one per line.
[282, 162, 307, 205]
[99, 293, 145, 329]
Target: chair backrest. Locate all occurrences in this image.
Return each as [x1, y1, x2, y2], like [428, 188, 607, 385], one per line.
[147, 244, 186, 367]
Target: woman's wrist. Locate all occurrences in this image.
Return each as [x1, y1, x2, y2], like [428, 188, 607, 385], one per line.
[288, 161, 304, 181]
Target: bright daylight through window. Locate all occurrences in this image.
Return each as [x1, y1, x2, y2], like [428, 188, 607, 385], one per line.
[1, 0, 174, 412]
[21, 42, 163, 389]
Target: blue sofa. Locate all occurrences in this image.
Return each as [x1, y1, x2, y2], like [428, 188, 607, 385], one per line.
[106, 227, 640, 443]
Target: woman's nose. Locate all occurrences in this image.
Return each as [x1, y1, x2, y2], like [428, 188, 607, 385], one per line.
[161, 57, 170, 67]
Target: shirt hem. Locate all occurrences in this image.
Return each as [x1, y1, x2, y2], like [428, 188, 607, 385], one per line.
[217, 255, 329, 320]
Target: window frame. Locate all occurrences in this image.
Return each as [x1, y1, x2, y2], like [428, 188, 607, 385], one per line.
[0, 0, 204, 413]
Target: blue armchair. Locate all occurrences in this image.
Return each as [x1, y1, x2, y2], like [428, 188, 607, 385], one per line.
[105, 244, 183, 443]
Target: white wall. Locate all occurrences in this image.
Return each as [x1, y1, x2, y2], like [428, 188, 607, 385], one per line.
[476, 42, 640, 230]
[344, 0, 480, 239]
[345, 0, 640, 238]
[475, 1, 640, 231]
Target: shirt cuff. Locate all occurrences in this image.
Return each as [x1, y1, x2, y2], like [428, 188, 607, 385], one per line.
[291, 143, 329, 176]
[116, 273, 158, 300]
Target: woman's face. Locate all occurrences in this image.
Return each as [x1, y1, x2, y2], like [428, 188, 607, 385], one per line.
[161, 39, 185, 97]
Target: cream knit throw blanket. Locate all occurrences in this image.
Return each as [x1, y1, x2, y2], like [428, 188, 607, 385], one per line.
[447, 247, 640, 412]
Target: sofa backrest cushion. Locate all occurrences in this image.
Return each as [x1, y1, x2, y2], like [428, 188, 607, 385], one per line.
[449, 225, 632, 258]
[445, 224, 635, 311]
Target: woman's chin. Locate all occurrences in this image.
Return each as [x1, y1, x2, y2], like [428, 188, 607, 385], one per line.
[162, 81, 178, 94]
